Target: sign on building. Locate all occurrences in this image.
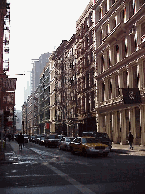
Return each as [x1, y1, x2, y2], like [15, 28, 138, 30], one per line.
[0, 78, 17, 91]
[122, 88, 142, 104]
[3, 92, 15, 105]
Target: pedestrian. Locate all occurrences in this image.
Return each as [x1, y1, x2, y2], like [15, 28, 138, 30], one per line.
[128, 131, 134, 150]
[8, 133, 11, 142]
[18, 132, 24, 150]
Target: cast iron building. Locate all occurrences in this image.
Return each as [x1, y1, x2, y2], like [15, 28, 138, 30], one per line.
[94, 0, 145, 145]
[39, 62, 50, 134]
[76, 0, 96, 136]
[65, 34, 77, 137]
[54, 40, 68, 135]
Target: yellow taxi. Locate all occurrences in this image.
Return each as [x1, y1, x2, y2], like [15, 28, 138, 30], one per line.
[70, 136, 110, 156]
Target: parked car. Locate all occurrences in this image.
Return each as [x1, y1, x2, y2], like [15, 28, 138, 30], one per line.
[95, 132, 112, 150]
[82, 131, 112, 151]
[44, 134, 60, 147]
[24, 134, 29, 143]
[39, 136, 45, 145]
[59, 137, 75, 151]
[14, 134, 19, 142]
[35, 135, 41, 144]
[29, 136, 35, 142]
[58, 135, 65, 146]
[70, 136, 110, 156]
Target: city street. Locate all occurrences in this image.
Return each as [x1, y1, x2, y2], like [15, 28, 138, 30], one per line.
[0, 141, 145, 193]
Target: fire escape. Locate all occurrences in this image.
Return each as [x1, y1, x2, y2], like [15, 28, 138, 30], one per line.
[3, 1, 10, 72]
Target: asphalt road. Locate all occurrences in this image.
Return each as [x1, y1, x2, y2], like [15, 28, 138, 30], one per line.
[0, 141, 145, 194]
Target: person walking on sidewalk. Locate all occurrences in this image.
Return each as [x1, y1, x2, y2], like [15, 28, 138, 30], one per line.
[128, 131, 134, 150]
[18, 132, 24, 150]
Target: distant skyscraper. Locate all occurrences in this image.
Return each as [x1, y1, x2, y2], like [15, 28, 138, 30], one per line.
[24, 72, 32, 102]
[31, 52, 51, 93]
[16, 110, 22, 132]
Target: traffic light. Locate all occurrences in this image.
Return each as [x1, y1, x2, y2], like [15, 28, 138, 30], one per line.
[4, 110, 10, 128]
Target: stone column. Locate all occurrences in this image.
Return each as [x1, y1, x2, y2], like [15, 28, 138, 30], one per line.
[130, 107, 141, 145]
[112, 111, 120, 143]
[121, 109, 129, 144]
[98, 113, 105, 132]
[141, 105, 145, 145]
[106, 113, 112, 139]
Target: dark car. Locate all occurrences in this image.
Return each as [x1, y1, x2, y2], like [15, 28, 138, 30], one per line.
[29, 136, 35, 142]
[95, 132, 112, 150]
[44, 134, 60, 147]
[14, 134, 19, 142]
[35, 135, 41, 144]
[58, 135, 65, 146]
[24, 134, 29, 143]
[59, 137, 75, 151]
[39, 136, 45, 145]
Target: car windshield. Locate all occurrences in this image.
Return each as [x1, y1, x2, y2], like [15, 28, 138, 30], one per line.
[41, 137, 45, 140]
[49, 135, 58, 139]
[69, 137, 75, 141]
[82, 138, 97, 143]
[96, 133, 109, 138]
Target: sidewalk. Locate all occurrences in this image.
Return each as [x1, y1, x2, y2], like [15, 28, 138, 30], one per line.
[112, 143, 145, 155]
[0, 140, 22, 164]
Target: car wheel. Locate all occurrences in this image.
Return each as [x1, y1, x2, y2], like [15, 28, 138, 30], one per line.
[82, 148, 87, 157]
[65, 145, 67, 151]
[103, 153, 108, 157]
[71, 148, 75, 154]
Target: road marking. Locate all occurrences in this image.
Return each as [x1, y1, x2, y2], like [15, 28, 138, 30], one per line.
[5, 172, 90, 178]
[29, 148, 89, 165]
[29, 148, 95, 193]
[43, 162, 96, 194]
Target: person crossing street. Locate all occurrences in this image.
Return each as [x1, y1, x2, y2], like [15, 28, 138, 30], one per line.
[17, 132, 24, 150]
[128, 131, 134, 150]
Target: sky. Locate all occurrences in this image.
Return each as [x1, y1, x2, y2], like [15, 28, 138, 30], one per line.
[7, 0, 90, 110]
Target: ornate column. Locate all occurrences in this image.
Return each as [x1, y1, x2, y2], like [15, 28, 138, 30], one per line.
[106, 113, 112, 139]
[98, 114, 105, 132]
[130, 107, 141, 145]
[121, 109, 129, 144]
[112, 111, 120, 143]
[141, 105, 145, 145]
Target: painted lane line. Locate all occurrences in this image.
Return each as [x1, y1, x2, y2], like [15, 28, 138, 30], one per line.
[43, 162, 96, 194]
[29, 148, 89, 165]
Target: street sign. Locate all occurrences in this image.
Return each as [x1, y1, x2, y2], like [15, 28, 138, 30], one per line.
[3, 92, 15, 105]
[0, 78, 17, 91]
[5, 105, 14, 116]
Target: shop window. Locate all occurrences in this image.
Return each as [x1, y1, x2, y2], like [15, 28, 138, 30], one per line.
[129, 0, 134, 19]
[101, 55, 105, 72]
[102, 82, 105, 102]
[141, 22, 145, 42]
[91, 91, 95, 110]
[112, 17, 116, 30]
[116, 45, 119, 63]
[132, 66, 138, 88]
[109, 80, 112, 99]
[125, 38, 128, 57]
[120, 9, 125, 23]
[100, 30, 102, 45]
